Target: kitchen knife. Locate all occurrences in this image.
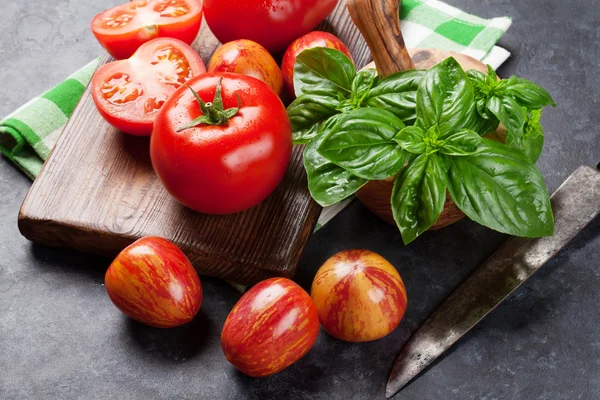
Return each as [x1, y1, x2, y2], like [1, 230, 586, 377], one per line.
[386, 164, 600, 398]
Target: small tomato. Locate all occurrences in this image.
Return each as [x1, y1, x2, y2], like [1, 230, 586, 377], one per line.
[311, 250, 407, 342]
[281, 31, 352, 96]
[105, 237, 202, 328]
[208, 40, 284, 97]
[221, 278, 320, 377]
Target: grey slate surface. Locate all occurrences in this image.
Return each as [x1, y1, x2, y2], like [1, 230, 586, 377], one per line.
[1, 0, 599, 399]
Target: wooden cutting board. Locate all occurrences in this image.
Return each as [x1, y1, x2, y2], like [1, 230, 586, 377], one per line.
[17, 1, 373, 285]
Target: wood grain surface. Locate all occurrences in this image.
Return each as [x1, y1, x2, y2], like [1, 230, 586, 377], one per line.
[347, 0, 414, 77]
[18, 2, 375, 285]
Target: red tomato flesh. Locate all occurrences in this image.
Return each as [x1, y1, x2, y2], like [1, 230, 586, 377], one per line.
[91, 37, 206, 136]
[150, 73, 292, 214]
[221, 278, 320, 377]
[91, 0, 203, 59]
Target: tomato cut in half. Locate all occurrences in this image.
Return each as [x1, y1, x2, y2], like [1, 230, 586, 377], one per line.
[91, 37, 206, 136]
[91, 0, 203, 59]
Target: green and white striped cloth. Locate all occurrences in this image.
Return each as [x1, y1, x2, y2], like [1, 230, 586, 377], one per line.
[0, 59, 100, 179]
[0, 0, 511, 227]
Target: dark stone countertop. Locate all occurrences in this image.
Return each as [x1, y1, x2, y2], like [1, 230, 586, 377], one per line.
[1, 0, 599, 399]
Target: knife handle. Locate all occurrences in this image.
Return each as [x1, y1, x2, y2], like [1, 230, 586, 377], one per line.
[346, 0, 415, 77]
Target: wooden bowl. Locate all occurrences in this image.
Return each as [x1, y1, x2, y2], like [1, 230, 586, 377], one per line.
[355, 49, 506, 230]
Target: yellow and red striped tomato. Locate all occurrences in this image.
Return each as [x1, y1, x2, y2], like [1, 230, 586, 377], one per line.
[105, 236, 202, 328]
[281, 31, 353, 97]
[208, 39, 284, 97]
[221, 278, 319, 377]
[311, 250, 407, 342]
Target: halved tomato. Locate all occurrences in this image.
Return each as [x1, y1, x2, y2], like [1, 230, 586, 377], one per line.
[91, 37, 206, 136]
[91, 0, 203, 59]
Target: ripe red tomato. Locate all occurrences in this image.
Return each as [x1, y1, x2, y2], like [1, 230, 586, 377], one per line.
[208, 40, 284, 97]
[91, 37, 206, 136]
[105, 237, 203, 328]
[311, 250, 407, 342]
[150, 73, 292, 215]
[203, 0, 339, 53]
[91, 0, 203, 60]
[221, 278, 320, 377]
[282, 31, 353, 97]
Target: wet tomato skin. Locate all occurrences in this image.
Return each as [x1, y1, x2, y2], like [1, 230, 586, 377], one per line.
[91, 0, 203, 60]
[91, 37, 206, 136]
[105, 237, 203, 328]
[221, 278, 320, 377]
[311, 250, 407, 342]
[281, 31, 353, 97]
[203, 0, 339, 53]
[208, 40, 284, 97]
[150, 73, 292, 215]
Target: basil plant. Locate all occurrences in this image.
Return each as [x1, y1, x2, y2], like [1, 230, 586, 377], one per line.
[287, 48, 556, 244]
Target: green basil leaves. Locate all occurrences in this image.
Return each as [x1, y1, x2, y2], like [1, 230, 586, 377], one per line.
[288, 48, 424, 144]
[287, 47, 556, 245]
[468, 66, 556, 162]
[392, 153, 448, 244]
[447, 139, 554, 237]
[318, 108, 408, 180]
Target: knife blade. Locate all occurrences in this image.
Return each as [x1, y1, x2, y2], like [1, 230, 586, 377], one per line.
[386, 165, 600, 399]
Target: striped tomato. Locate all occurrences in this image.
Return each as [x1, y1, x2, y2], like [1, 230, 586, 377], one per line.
[221, 278, 319, 377]
[208, 40, 284, 97]
[105, 236, 202, 328]
[311, 250, 407, 342]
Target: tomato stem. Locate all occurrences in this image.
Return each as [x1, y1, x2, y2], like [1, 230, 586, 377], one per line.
[177, 78, 242, 131]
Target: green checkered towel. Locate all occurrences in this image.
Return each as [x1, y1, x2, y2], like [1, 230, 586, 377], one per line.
[0, 59, 100, 179]
[1, 0, 511, 225]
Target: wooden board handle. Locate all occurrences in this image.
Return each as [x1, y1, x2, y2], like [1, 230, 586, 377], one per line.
[347, 0, 415, 77]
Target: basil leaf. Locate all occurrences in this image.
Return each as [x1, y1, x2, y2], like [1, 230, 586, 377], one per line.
[304, 116, 367, 206]
[507, 109, 545, 163]
[287, 94, 341, 144]
[439, 129, 484, 156]
[416, 57, 475, 136]
[505, 78, 556, 109]
[487, 95, 527, 140]
[394, 126, 426, 155]
[469, 110, 500, 137]
[486, 64, 498, 82]
[447, 139, 554, 237]
[318, 108, 408, 180]
[351, 69, 378, 108]
[391, 153, 448, 244]
[467, 69, 487, 85]
[293, 48, 356, 98]
[364, 69, 425, 124]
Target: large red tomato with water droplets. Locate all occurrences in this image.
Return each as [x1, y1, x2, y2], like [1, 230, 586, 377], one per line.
[150, 73, 292, 215]
[91, 37, 206, 136]
[91, 0, 203, 60]
[203, 0, 339, 53]
[311, 249, 407, 342]
[221, 278, 320, 377]
[105, 237, 203, 328]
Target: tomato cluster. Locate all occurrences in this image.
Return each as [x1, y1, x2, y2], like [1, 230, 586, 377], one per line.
[106, 237, 407, 376]
[90, 0, 408, 378]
